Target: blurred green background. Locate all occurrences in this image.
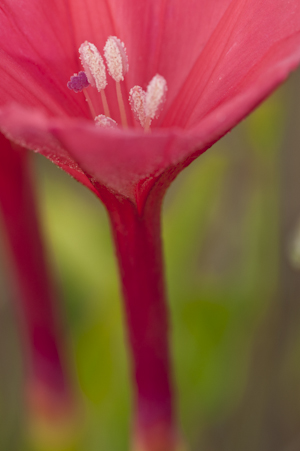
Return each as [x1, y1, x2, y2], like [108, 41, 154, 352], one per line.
[1, 67, 300, 451]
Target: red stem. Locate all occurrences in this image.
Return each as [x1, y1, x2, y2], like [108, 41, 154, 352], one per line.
[98, 184, 178, 451]
[0, 136, 71, 418]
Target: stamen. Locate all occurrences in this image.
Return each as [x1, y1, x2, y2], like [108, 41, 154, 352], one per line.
[67, 71, 90, 93]
[68, 38, 168, 131]
[104, 36, 129, 128]
[145, 74, 167, 122]
[129, 86, 146, 128]
[104, 36, 129, 82]
[79, 41, 107, 92]
[79, 41, 111, 117]
[95, 115, 118, 128]
[129, 75, 167, 132]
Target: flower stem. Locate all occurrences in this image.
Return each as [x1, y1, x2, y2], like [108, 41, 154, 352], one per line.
[0, 137, 73, 420]
[102, 189, 178, 451]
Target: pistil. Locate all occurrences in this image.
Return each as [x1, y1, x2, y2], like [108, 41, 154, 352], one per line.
[83, 88, 96, 118]
[67, 71, 96, 118]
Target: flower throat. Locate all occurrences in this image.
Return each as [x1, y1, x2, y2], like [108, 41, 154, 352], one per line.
[67, 37, 167, 132]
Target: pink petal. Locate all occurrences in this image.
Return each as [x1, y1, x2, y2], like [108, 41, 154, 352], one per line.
[67, 0, 300, 129]
[0, 0, 87, 117]
[162, 0, 300, 127]
[0, 105, 99, 196]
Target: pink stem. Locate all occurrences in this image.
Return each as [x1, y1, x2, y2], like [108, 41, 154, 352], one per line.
[0, 136, 71, 418]
[98, 185, 178, 451]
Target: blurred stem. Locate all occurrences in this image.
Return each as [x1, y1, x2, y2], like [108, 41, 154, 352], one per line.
[102, 188, 179, 451]
[0, 136, 73, 420]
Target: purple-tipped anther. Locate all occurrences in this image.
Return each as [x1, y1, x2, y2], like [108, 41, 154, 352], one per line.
[67, 71, 90, 93]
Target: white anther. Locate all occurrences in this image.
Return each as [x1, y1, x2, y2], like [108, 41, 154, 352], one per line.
[79, 41, 107, 92]
[104, 36, 129, 82]
[129, 86, 146, 128]
[95, 115, 118, 128]
[145, 74, 167, 120]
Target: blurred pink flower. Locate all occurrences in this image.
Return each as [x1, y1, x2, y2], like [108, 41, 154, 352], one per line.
[0, 0, 299, 449]
[0, 135, 74, 425]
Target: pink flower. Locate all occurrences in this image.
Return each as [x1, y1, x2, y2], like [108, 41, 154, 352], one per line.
[0, 134, 74, 424]
[0, 0, 299, 449]
[0, 0, 299, 204]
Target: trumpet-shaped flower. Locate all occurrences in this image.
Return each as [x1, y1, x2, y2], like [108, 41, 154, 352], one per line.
[0, 0, 299, 449]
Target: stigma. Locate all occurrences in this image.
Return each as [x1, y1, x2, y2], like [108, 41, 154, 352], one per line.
[67, 36, 167, 132]
[67, 71, 90, 93]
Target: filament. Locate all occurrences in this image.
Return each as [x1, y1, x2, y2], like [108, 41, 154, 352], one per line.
[116, 81, 128, 128]
[101, 90, 110, 118]
[83, 88, 96, 118]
